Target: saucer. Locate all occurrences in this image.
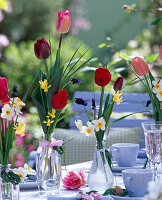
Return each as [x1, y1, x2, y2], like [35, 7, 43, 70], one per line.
[112, 160, 145, 172]
[111, 195, 143, 200]
[20, 181, 38, 190]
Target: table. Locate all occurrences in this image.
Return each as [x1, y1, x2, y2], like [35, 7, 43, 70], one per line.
[20, 161, 125, 200]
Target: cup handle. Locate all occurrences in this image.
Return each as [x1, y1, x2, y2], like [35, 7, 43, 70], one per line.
[125, 177, 134, 193]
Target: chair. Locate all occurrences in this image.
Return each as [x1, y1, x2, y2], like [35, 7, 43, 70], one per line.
[70, 91, 153, 147]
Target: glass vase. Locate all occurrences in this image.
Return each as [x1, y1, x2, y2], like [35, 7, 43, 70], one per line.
[36, 146, 62, 196]
[88, 142, 114, 193]
[0, 165, 19, 200]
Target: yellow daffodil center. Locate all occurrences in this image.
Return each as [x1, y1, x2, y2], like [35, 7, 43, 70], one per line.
[160, 91, 162, 96]
[18, 174, 23, 178]
[27, 166, 31, 169]
[19, 105, 22, 109]
[17, 98, 21, 103]
[80, 176, 83, 185]
[97, 122, 103, 127]
[155, 83, 160, 89]
[87, 128, 91, 134]
[39, 80, 51, 93]
[113, 91, 123, 105]
[43, 118, 54, 126]
[6, 110, 10, 115]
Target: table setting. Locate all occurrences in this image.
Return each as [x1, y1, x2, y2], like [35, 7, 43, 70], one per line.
[0, 7, 162, 200]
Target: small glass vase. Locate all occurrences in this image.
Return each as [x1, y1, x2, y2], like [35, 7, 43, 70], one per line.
[88, 142, 114, 193]
[36, 146, 62, 196]
[0, 165, 19, 200]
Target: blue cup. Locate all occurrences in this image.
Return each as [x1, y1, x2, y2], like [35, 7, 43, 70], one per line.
[112, 143, 139, 167]
[122, 169, 153, 197]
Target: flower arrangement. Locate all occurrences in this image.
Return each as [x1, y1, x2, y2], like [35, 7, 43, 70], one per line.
[75, 67, 124, 149]
[131, 45, 162, 122]
[32, 10, 91, 143]
[0, 78, 25, 184]
[62, 169, 86, 190]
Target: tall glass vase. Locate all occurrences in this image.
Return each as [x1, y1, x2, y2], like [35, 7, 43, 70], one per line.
[36, 146, 62, 196]
[0, 165, 19, 200]
[88, 142, 114, 193]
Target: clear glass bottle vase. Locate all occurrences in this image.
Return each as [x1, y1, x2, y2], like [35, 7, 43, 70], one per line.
[88, 142, 114, 193]
[0, 165, 19, 200]
[36, 146, 62, 195]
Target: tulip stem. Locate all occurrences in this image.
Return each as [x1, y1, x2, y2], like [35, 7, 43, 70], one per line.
[98, 86, 104, 118]
[44, 60, 49, 81]
[59, 34, 63, 49]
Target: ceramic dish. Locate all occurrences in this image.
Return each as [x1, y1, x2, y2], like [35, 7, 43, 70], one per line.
[111, 195, 143, 200]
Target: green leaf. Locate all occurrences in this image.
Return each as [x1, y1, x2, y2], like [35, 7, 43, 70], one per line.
[103, 93, 110, 117]
[145, 54, 158, 63]
[56, 114, 75, 123]
[98, 43, 106, 48]
[47, 67, 64, 110]
[31, 86, 47, 134]
[151, 17, 161, 25]
[50, 48, 60, 79]
[103, 189, 113, 196]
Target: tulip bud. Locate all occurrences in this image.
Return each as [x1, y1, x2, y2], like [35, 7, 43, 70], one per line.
[131, 57, 149, 76]
[56, 10, 71, 34]
[159, 45, 162, 60]
[0, 77, 8, 101]
[95, 68, 111, 87]
[51, 89, 68, 110]
[34, 38, 50, 59]
[113, 77, 123, 91]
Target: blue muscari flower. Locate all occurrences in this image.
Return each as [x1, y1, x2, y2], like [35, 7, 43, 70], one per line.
[146, 100, 151, 107]
[75, 98, 88, 106]
[71, 78, 81, 85]
[0, 104, 2, 113]
[12, 84, 17, 97]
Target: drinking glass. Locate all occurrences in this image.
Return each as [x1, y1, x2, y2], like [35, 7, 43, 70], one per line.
[142, 121, 162, 181]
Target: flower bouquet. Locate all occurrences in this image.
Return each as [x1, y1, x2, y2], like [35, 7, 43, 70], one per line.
[0, 78, 26, 199]
[32, 10, 93, 194]
[75, 67, 124, 192]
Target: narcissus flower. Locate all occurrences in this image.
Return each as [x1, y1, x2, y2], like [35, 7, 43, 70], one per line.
[152, 80, 162, 94]
[43, 117, 54, 126]
[156, 90, 162, 101]
[39, 79, 51, 93]
[51, 89, 68, 110]
[34, 38, 50, 59]
[92, 117, 106, 132]
[0, 77, 8, 101]
[75, 119, 83, 133]
[62, 169, 86, 190]
[1, 104, 14, 120]
[131, 57, 149, 76]
[14, 122, 25, 137]
[113, 91, 123, 105]
[82, 121, 95, 136]
[56, 10, 71, 34]
[48, 109, 56, 118]
[95, 68, 111, 87]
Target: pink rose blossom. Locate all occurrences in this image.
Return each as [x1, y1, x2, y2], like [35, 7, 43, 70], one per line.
[77, 193, 94, 200]
[62, 169, 86, 190]
[27, 144, 35, 152]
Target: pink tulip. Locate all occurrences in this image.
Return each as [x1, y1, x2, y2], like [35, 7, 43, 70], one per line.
[131, 57, 149, 76]
[56, 10, 71, 34]
[159, 45, 162, 60]
[62, 169, 86, 190]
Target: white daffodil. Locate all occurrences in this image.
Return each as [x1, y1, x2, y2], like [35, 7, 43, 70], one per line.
[82, 121, 95, 136]
[156, 90, 162, 101]
[14, 169, 27, 183]
[1, 104, 15, 120]
[75, 119, 84, 133]
[11, 97, 25, 115]
[152, 80, 162, 94]
[92, 117, 106, 132]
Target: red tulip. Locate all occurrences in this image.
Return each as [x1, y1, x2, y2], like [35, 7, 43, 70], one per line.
[51, 89, 68, 110]
[34, 38, 50, 59]
[159, 45, 162, 60]
[0, 77, 8, 102]
[56, 10, 71, 34]
[95, 68, 111, 87]
[131, 57, 149, 76]
[114, 76, 123, 91]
